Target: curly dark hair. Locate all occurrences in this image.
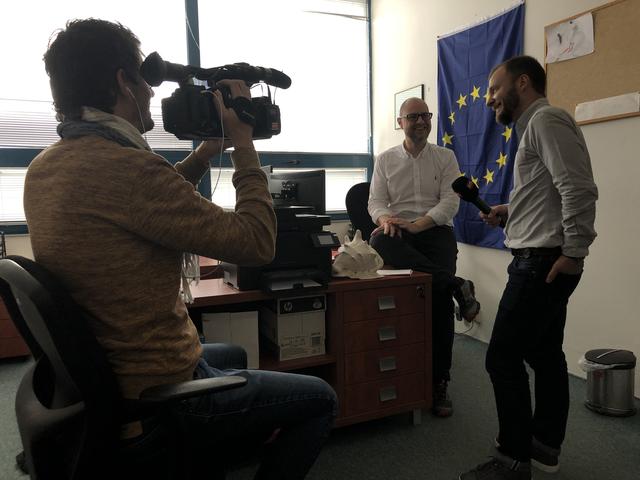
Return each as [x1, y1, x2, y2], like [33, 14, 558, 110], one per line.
[491, 55, 547, 96]
[44, 18, 142, 120]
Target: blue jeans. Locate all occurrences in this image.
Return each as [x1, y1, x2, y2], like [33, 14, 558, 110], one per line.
[486, 255, 581, 461]
[177, 343, 337, 479]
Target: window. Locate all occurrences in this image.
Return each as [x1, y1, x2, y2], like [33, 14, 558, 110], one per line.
[0, 1, 190, 150]
[0, 0, 372, 228]
[197, 0, 370, 153]
[0, 169, 27, 223]
[0, 1, 191, 225]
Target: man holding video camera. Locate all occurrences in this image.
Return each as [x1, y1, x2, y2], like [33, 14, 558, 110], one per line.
[24, 18, 336, 479]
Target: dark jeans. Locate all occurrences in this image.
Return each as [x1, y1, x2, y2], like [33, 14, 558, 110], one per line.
[370, 225, 458, 383]
[486, 255, 581, 461]
[177, 343, 338, 479]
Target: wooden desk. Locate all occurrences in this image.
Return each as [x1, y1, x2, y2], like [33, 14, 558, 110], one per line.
[0, 298, 30, 359]
[190, 272, 432, 427]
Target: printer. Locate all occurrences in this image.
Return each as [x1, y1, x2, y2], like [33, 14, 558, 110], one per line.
[221, 205, 340, 292]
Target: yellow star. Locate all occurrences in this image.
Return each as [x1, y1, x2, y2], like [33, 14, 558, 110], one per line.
[471, 176, 480, 189]
[502, 126, 512, 142]
[470, 86, 481, 101]
[484, 89, 491, 104]
[448, 111, 455, 125]
[484, 168, 495, 184]
[496, 152, 508, 168]
[442, 131, 454, 146]
[456, 94, 467, 109]
[459, 172, 466, 177]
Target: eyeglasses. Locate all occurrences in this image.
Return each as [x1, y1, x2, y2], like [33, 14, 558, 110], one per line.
[400, 112, 433, 122]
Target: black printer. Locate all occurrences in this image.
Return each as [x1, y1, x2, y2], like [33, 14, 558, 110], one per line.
[221, 206, 340, 292]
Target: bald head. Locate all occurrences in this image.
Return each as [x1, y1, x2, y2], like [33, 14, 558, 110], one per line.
[399, 97, 428, 117]
[398, 97, 431, 148]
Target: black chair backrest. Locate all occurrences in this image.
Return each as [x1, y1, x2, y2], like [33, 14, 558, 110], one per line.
[345, 182, 378, 241]
[0, 256, 121, 479]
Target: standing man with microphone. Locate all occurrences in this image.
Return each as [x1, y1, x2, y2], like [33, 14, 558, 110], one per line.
[460, 56, 598, 480]
[368, 97, 481, 418]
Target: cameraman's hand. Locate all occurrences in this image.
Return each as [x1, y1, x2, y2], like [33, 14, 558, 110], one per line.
[193, 139, 233, 168]
[212, 80, 253, 149]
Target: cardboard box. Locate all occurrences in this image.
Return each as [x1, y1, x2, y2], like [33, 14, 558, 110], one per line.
[202, 311, 259, 369]
[260, 304, 326, 362]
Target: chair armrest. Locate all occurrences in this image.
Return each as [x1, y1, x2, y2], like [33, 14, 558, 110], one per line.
[137, 376, 247, 404]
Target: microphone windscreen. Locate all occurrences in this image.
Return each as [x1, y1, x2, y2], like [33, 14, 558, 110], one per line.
[140, 52, 166, 87]
[451, 176, 479, 201]
[261, 68, 292, 89]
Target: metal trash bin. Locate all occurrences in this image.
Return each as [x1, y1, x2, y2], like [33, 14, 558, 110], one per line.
[581, 349, 636, 417]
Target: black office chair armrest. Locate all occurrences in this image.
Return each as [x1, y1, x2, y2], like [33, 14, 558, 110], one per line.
[138, 376, 247, 404]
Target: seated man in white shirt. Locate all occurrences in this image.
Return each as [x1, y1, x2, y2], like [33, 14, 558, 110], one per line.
[368, 97, 480, 417]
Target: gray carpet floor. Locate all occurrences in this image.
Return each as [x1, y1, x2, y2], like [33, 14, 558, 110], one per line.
[1, 334, 639, 479]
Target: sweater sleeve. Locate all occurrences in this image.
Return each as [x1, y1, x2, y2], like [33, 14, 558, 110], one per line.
[126, 147, 276, 266]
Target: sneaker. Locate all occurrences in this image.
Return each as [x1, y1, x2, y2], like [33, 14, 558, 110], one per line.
[432, 381, 453, 417]
[453, 279, 480, 322]
[494, 437, 560, 473]
[460, 456, 531, 480]
[531, 437, 560, 473]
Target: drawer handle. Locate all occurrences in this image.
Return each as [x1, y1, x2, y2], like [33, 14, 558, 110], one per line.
[378, 326, 397, 342]
[378, 295, 396, 311]
[379, 356, 397, 372]
[379, 385, 397, 402]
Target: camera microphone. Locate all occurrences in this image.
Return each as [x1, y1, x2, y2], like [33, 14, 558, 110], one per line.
[451, 176, 492, 214]
[140, 52, 292, 89]
[211, 63, 292, 89]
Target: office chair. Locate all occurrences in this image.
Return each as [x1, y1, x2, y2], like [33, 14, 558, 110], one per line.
[0, 256, 247, 480]
[345, 182, 378, 241]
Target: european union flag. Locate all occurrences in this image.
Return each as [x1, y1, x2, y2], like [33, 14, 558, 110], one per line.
[437, 3, 524, 249]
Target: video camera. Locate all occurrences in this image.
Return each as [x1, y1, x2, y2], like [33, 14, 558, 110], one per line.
[139, 52, 291, 140]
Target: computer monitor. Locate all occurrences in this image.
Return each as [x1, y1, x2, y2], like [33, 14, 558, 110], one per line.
[269, 169, 326, 215]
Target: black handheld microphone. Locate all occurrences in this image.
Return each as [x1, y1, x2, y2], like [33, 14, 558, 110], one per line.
[451, 176, 492, 214]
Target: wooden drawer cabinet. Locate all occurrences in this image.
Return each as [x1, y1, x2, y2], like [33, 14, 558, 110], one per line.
[345, 343, 424, 384]
[343, 284, 425, 322]
[337, 276, 431, 426]
[343, 372, 425, 417]
[343, 313, 424, 353]
[0, 298, 30, 359]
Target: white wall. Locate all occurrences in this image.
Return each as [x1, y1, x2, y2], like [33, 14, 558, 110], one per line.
[371, 0, 640, 396]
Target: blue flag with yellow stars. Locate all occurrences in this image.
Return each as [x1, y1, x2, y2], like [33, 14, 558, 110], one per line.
[437, 2, 524, 249]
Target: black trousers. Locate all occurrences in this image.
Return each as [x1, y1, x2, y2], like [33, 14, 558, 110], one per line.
[370, 225, 458, 384]
[487, 254, 581, 461]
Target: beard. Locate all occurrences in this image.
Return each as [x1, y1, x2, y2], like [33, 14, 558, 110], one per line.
[406, 124, 430, 144]
[496, 85, 520, 125]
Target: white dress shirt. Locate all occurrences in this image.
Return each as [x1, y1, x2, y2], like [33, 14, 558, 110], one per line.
[368, 142, 461, 227]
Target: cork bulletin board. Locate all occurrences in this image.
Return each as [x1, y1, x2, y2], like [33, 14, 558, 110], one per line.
[545, 0, 640, 125]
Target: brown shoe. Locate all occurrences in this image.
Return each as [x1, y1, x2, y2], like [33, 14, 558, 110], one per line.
[432, 381, 453, 417]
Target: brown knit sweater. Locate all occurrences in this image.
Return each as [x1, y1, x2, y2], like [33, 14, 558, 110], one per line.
[24, 136, 276, 398]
